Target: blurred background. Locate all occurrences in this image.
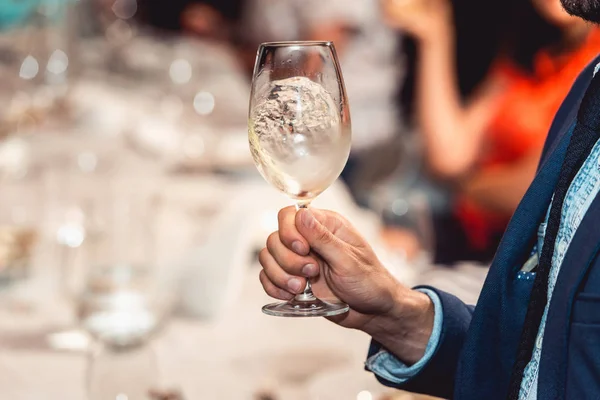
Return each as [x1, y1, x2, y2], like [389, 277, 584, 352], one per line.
[0, 0, 598, 399]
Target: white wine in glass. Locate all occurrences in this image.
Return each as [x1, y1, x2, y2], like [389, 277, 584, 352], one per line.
[249, 41, 352, 317]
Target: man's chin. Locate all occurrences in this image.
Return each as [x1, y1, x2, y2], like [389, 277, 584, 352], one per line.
[561, 0, 600, 23]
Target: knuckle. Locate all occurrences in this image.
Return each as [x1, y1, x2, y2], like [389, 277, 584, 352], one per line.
[349, 252, 363, 269]
[266, 231, 279, 250]
[277, 206, 293, 224]
[259, 272, 278, 296]
[258, 247, 270, 267]
[266, 286, 281, 299]
[259, 270, 270, 288]
[258, 247, 268, 265]
[260, 258, 288, 287]
[277, 208, 287, 222]
[278, 228, 294, 245]
[284, 255, 304, 273]
[278, 253, 297, 273]
[316, 228, 332, 244]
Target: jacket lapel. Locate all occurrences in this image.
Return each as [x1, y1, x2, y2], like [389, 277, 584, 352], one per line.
[493, 123, 575, 278]
[538, 194, 600, 399]
[456, 123, 575, 399]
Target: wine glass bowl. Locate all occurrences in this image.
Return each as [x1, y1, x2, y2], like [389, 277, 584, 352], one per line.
[76, 191, 170, 347]
[78, 263, 168, 348]
[249, 42, 351, 207]
[248, 41, 352, 317]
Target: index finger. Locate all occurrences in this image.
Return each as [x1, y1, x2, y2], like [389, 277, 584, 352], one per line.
[278, 206, 310, 256]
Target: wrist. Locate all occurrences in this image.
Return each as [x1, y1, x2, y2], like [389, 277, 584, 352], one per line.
[415, 18, 454, 49]
[363, 285, 435, 365]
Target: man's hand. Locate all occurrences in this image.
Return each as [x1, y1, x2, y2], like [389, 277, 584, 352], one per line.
[259, 206, 435, 364]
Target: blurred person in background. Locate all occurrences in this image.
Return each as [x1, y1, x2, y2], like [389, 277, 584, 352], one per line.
[383, 0, 600, 264]
[242, 0, 404, 192]
[138, 0, 245, 41]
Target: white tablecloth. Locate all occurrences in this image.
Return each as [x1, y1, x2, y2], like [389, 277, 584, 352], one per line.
[0, 258, 487, 400]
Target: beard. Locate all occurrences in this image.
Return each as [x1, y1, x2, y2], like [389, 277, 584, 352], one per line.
[561, 0, 600, 23]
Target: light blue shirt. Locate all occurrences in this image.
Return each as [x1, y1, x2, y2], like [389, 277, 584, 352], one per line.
[366, 134, 600, 398]
[364, 288, 443, 383]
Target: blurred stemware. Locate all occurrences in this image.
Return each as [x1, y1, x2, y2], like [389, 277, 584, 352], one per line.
[76, 188, 174, 400]
[370, 181, 435, 269]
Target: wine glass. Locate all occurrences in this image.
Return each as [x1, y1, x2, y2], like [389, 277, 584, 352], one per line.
[248, 41, 352, 317]
[374, 186, 435, 268]
[76, 188, 173, 399]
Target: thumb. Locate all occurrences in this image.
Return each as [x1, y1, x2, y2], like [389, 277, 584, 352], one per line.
[295, 208, 347, 265]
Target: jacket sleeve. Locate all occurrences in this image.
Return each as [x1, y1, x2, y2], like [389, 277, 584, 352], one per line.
[366, 286, 474, 399]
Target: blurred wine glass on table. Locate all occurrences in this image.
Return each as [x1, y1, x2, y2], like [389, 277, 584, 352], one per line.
[370, 180, 434, 270]
[32, 130, 166, 357]
[76, 189, 174, 400]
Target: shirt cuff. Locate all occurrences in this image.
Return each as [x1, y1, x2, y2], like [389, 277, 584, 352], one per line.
[364, 288, 443, 384]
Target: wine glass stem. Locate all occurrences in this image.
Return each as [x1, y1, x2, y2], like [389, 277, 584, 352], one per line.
[296, 202, 310, 210]
[295, 201, 316, 301]
[296, 281, 316, 301]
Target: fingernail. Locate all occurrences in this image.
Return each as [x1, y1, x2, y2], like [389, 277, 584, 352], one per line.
[302, 264, 317, 277]
[301, 209, 315, 229]
[287, 278, 303, 293]
[292, 241, 307, 255]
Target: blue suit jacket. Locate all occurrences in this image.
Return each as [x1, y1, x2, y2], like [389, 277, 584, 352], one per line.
[373, 56, 600, 399]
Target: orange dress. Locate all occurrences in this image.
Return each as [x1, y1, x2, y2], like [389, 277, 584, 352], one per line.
[456, 29, 600, 252]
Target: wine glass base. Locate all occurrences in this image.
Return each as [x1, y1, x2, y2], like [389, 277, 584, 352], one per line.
[262, 297, 349, 318]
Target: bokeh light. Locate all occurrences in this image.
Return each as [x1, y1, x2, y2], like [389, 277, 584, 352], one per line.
[356, 390, 373, 400]
[46, 49, 69, 75]
[112, 0, 137, 20]
[169, 59, 192, 85]
[193, 91, 215, 115]
[19, 55, 39, 80]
